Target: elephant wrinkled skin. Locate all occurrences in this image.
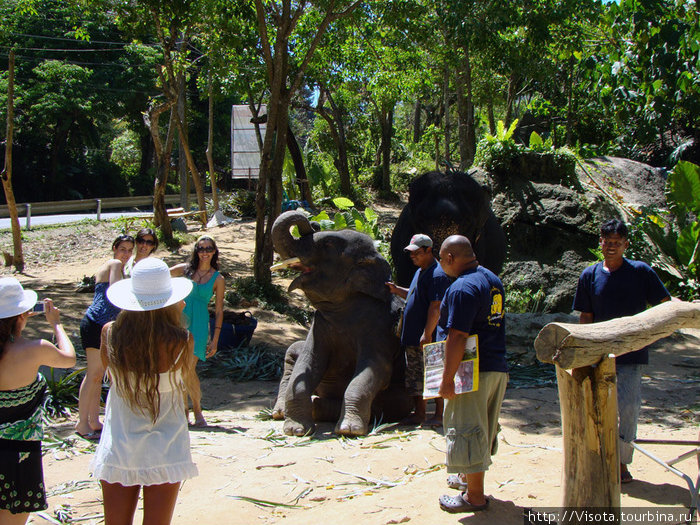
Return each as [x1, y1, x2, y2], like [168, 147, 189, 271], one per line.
[271, 210, 410, 436]
[391, 170, 507, 286]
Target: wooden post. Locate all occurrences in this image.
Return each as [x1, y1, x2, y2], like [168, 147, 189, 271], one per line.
[534, 301, 700, 515]
[557, 357, 620, 517]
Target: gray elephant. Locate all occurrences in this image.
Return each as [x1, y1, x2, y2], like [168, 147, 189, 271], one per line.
[391, 170, 507, 286]
[271, 210, 410, 436]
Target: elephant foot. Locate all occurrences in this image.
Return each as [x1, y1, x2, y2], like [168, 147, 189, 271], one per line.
[271, 401, 285, 420]
[334, 415, 368, 437]
[283, 417, 316, 437]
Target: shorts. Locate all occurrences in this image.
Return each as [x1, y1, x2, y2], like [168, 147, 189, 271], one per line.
[404, 345, 424, 396]
[443, 371, 508, 474]
[0, 439, 48, 514]
[80, 316, 104, 351]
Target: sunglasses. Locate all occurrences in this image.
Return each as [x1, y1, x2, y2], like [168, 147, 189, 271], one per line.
[196, 246, 216, 253]
[137, 238, 156, 246]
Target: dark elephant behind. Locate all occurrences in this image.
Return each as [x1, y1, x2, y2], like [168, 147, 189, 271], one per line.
[391, 170, 507, 286]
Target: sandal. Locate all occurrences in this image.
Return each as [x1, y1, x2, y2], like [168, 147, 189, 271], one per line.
[446, 474, 468, 491]
[76, 430, 101, 442]
[439, 492, 489, 513]
[620, 470, 634, 484]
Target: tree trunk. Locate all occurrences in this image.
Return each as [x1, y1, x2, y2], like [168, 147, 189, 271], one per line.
[379, 105, 394, 191]
[206, 70, 219, 211]
[504, 72, 519, 128]
[556, 357, 620, 513]
[455, 45, 475, 170]
[535, 301, 700, 369]
[326, 88, 352, 197]
[1, 49, 24, 272]
[443, 66, 451, 166]
[177, 67, 189, 209]
[286, 124, 314, 206]
[487, 100, 496, 135]
[412, 99, 422, 143]
[173, 117, 208, 224]
[565, 59, 575, 146]
[145, 103, 176, 242]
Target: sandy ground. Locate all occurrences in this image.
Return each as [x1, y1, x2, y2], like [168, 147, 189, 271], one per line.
[2, 212, 699, 525]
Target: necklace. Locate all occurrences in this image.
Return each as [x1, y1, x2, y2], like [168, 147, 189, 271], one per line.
[194, 268, 212, 284]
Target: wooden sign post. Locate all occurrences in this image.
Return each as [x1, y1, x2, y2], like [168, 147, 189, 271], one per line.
[534, 301, 700, 517]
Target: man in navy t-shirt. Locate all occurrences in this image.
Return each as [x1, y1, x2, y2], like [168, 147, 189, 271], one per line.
[387, 234, 452, 426]
[573, 218, 670, 484]
[435, 235, 507, 513]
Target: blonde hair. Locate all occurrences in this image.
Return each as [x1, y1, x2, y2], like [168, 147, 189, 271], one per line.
[107, 304, 190, 422]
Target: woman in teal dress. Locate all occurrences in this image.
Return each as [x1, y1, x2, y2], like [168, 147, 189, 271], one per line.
[171, 236, 225, 427]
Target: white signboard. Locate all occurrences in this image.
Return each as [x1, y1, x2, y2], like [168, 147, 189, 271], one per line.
[231, 105, 266, 180]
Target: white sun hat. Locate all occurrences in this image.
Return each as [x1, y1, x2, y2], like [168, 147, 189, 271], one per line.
[107, 258, 193, 312]
[0, 277, 38, 319]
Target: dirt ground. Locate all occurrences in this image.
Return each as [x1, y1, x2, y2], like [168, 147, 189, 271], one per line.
[1, 208, 699, 525]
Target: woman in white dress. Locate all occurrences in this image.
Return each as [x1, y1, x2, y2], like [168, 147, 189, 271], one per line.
[91, 258, 198, 525]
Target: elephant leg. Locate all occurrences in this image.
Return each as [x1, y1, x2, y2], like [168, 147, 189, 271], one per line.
[272, 341, 304, 420]
[335, 354, 392, 437]
[283, 340, 329, 437]
[311, 395, 342, 422]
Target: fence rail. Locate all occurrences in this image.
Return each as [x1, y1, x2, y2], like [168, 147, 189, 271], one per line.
[0, 194, 204, 219]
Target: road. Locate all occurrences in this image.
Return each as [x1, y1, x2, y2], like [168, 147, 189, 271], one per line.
[0, 210, 150, 230]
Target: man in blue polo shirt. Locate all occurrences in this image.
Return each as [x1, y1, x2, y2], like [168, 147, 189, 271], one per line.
[387, 234, 452, 426]
[436, 235, 507, 513]
[573, 218, 670, 484]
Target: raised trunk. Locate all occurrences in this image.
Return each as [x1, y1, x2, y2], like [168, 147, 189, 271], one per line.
[271, 210, 315, 260]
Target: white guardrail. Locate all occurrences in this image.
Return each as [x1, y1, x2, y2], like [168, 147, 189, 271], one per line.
[0, 194, 207, 226]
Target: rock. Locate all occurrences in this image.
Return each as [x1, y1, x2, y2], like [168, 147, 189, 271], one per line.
[480, 155, 667, 312]
[506, 312, 578, 365]
[171, 217, 187, 232]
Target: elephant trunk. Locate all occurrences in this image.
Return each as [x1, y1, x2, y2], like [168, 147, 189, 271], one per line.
[272, 210, 315, 260]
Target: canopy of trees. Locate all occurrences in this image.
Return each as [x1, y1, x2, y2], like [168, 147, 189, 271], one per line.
[1, 0, 698, 278]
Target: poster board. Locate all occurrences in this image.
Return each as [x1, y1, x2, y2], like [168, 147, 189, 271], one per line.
[422, 335, 479, 399]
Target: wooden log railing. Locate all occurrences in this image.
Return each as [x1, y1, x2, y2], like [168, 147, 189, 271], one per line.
[534, 301, 700, 515]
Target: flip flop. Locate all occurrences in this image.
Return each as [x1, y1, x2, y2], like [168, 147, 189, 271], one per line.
[446, 474, 468, 491]
[620, 470, 634, 484]
[76, 430, 101, 442]
[439, 493, 489, 513]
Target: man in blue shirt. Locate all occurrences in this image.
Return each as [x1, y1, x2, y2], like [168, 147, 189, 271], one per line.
[573, 218, 670, 484]
[387, 234, 452, 426]
[436, 235, 507, 513]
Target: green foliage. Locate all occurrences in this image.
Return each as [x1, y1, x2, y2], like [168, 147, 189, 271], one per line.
[226, 277, 312, 326]
[504, 285, 546, 314]
[485, 119, 519, 144]
[197, 344, 283, 381]
[304, 198, 383, 241]
[629, 162, 700, 300]
[43, 368, 83, 420]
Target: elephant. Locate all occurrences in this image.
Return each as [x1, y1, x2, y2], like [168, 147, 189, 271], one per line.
[391, 170, 507, 286]
[271, 210, 410, 436]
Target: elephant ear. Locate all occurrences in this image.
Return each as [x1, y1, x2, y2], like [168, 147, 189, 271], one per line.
[347, 255, 392, 303]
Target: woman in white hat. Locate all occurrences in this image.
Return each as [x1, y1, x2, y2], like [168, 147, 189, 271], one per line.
[0, 278, 76, 525]
[90, 258, 197, 525]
